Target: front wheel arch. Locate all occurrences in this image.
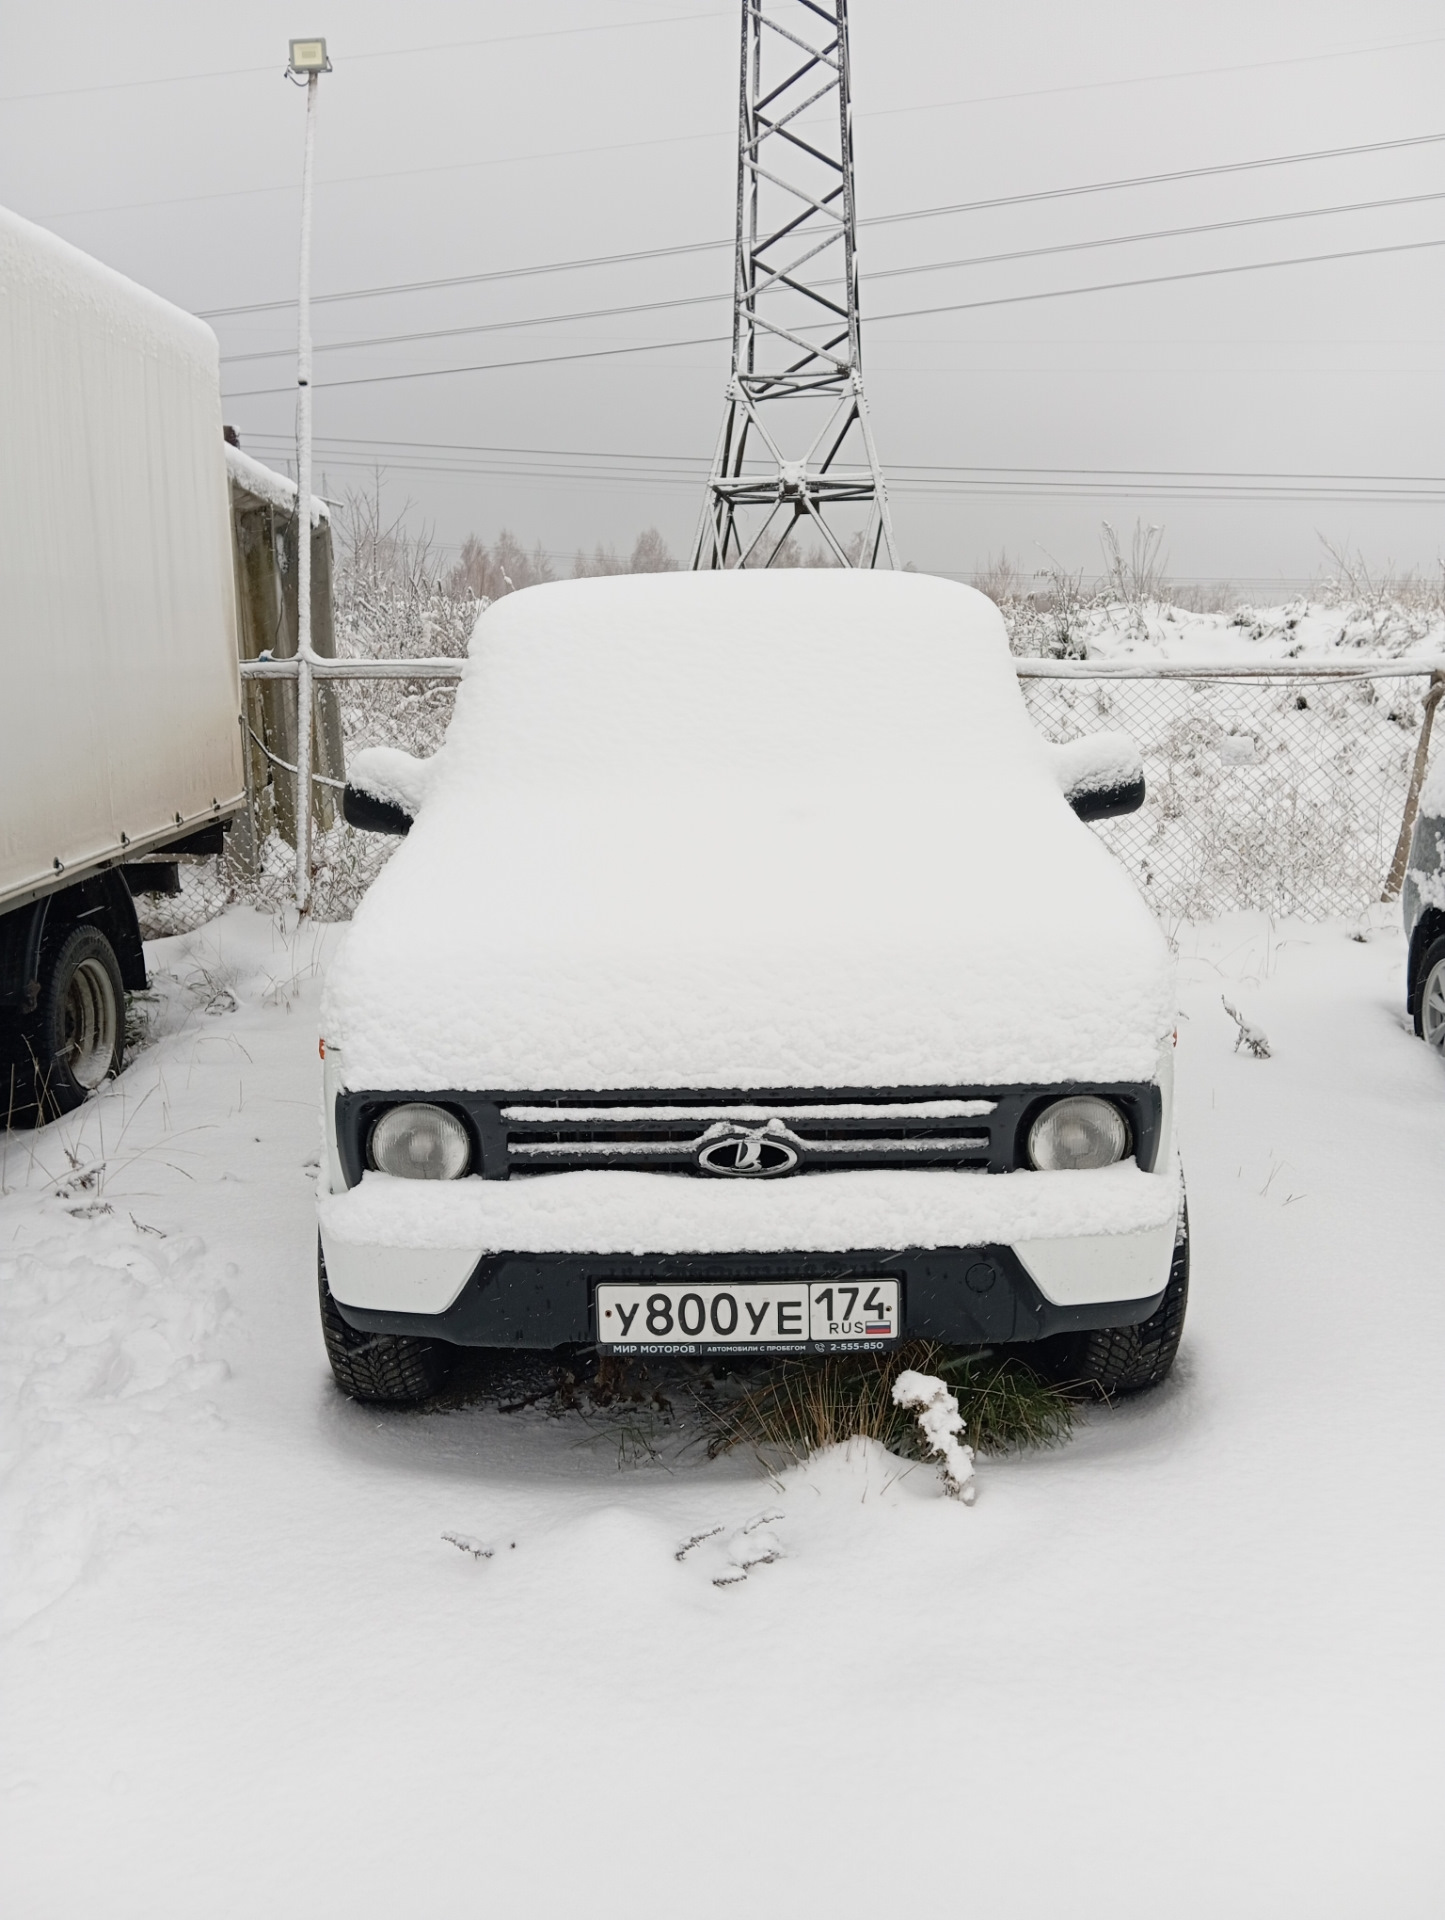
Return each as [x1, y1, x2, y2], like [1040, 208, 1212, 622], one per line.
[1023, 1195, 1190, 1399]
[1412, 931, 1445, 1044]
[1408, 909, 1445, 1019]
[317, 1241, 454, 1406]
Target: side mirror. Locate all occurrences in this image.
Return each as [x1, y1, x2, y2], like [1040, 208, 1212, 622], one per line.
[1047, 730, 1146, 821]
[342, 785, 412, 836]
[1068, 773, 1146, 822]
[342, 745, 433, 836]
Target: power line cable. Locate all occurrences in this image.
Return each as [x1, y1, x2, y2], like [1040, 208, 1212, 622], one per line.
[847, 32, 1445, 126]
[221, 293, 724, 366]
[37, 103, 1445, 227]
[196, 129, 1445, 320]
[0, 8, 732, 105]
[858, 188, 1445, 285]
[220, 235, 1445, 399]
[867, 236, 1445, 330]
[205, 238, 729, 319]
[877, 132, 1445, 232]
[9, 21, 1436, 114]
[240, 443, 1445, 489]
[249, 435, 1445, 482]
[216, 188, 1445, 366]
[239, 443, 1445, 504]
[224, 334, 727, 399]
[242, 432, 1445, 500]
[38, 127, 729, 224]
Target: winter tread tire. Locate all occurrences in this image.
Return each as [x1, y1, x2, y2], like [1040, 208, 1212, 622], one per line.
[1027, 1200, 1190, 1399]
[3, 923, 124, 1124]
[318, 1248, 452, 1406]
[1412, 934, 1445, 1044]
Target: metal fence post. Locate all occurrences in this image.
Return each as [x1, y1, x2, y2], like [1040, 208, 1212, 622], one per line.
[288, 48, 326, 914]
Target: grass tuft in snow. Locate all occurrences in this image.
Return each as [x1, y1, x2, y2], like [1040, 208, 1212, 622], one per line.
[704, 1342, 1074, 1465]
[1221, 995, 1272, 1057]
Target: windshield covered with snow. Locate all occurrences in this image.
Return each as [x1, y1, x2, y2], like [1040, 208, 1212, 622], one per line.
[446, 569, 1035, 805]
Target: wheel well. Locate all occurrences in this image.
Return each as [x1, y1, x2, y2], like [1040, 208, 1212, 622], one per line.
[0, 872, 146, 1013]
[1407, 909, 1445, 1015]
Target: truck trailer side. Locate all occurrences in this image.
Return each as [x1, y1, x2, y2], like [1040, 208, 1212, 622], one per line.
[0, 205, 246, 1121]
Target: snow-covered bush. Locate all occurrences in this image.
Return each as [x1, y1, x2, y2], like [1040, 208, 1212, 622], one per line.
[892, 1369, 977, 1502]
[966, 525, 1445, 922]
[1019, 654, 1433, 922]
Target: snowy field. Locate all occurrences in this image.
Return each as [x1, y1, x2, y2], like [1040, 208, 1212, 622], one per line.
[3, 905, 1442, 1916]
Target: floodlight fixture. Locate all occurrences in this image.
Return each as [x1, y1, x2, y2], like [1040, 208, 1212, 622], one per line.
[287, 38, 331, 75]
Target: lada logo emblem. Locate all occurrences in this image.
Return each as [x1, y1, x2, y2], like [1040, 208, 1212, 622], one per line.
[695, 1123, 800, 1178]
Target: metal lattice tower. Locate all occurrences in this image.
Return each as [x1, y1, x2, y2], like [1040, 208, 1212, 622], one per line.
[692, 0, 897, 570]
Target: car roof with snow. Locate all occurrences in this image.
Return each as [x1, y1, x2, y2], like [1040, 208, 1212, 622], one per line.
[325, 570, 1173, 1092]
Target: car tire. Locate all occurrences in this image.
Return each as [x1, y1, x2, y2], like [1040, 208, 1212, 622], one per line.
[1026, 1199, 1190, 1399]
[3, 923, 125, 1124]
[1413, 934, 1445, 1045]
[318, 1245, 453, 1406]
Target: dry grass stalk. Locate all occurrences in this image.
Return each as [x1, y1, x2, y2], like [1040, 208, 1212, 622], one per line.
[705, 1340, 1074, 1465]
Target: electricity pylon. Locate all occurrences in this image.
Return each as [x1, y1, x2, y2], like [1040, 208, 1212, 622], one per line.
[692, 0, 897, 570]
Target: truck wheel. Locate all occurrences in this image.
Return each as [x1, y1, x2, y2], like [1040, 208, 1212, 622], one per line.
[1413, 935, 1445, 1045]
[1027, 1202, 1190, 1399]
[6, 924, 125, 1122]
[318, 1250, 453, 1406]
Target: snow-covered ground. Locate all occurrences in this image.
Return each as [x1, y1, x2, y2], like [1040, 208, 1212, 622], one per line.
[3, 906, 1442, 1916]
[1006, 590, 1445, 665]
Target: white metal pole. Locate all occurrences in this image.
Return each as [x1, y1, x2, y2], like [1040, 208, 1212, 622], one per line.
[293, 68, 319, 913]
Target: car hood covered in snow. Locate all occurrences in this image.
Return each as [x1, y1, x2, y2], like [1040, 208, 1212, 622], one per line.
[324, 571, 1175, 1091]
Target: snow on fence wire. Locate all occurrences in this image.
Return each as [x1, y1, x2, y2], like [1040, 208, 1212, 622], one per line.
[1017, 657, 1444, 925]
[134, 654, 1445, 940]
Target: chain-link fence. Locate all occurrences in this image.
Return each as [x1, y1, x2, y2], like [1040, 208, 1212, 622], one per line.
[134, 656, 463, 938]
[1019, 664, 1440, 924]
[134, 659, 1442, 940]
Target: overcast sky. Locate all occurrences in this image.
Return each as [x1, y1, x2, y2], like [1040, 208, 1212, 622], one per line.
[2, 0, 1441, 590]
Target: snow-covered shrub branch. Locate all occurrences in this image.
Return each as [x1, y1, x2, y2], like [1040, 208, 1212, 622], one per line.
[891, 1370, 978, 1503]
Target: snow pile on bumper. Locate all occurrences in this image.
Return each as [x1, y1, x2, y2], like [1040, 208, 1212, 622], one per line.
[319, 1160, 1180, 1258]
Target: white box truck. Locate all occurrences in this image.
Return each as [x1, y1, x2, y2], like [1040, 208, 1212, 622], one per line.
[0, 206, 246, 1121]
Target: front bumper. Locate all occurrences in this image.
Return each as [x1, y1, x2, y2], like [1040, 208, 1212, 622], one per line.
[324, 1238, 1174, 1350]
[317, 1162, 1181, 1350]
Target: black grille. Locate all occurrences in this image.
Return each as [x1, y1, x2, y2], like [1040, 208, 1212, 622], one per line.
[500, 1097, 993, 1174]
[334, 1082, 1163, 1187]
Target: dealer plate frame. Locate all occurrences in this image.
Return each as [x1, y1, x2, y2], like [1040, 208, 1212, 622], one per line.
[595, 1278, 901, 1355]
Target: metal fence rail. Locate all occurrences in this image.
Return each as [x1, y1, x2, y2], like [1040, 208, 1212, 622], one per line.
[135, 654, 1444, 938]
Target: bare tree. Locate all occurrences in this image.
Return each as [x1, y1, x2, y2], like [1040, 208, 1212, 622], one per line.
[628, 527, 677, 573]
[444, 528, 556, 599]
[572, 542, 625, 578]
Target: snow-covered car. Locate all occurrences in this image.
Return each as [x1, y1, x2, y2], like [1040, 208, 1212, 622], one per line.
[317, 571, 1187, 1405]
[1403, 751, 1445, 1046]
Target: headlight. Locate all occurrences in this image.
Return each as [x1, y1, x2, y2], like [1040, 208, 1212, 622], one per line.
[1027, 1096, 1129, 1171]
[368, 1103, 471, 1180]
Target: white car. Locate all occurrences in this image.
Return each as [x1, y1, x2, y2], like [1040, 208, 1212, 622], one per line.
[317, 571, 1186, 1403]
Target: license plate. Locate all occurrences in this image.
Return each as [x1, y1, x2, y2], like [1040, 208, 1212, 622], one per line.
[596, 1280, 900, 1353]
